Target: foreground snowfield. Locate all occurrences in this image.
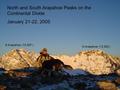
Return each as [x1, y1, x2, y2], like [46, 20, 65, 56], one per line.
[63, 68, 88, 76]
[37, 81, 73, 90]
[0, 65, 119, 90]
[35, 74, 120, 90]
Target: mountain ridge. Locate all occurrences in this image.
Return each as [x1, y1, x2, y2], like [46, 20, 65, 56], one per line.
[0, 48, 120, 75]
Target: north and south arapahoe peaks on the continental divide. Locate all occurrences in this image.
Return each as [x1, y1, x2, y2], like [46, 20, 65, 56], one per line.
[0, 48, 120, 75]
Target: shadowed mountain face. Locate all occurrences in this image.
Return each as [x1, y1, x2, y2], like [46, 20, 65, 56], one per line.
[0, 49, 120, 75]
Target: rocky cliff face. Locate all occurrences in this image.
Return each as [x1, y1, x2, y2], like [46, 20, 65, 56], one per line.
[0, 49, 120, 75]
[54, 50, 120, 75]
[0, 49, 41, 70]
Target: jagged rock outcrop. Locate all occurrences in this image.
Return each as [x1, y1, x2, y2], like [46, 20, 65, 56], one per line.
[54, 50, 120, 75]
[0, 49, 41, 70]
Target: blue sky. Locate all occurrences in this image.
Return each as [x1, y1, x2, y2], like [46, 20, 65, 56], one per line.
[0, 0, 120, 56]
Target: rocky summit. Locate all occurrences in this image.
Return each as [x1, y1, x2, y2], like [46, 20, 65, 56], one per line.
[0, 49, 41, 70]
[54, 50, 120, 75]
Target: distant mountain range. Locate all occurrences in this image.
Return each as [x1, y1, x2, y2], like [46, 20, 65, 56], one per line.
[0, 49, 120, 75]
